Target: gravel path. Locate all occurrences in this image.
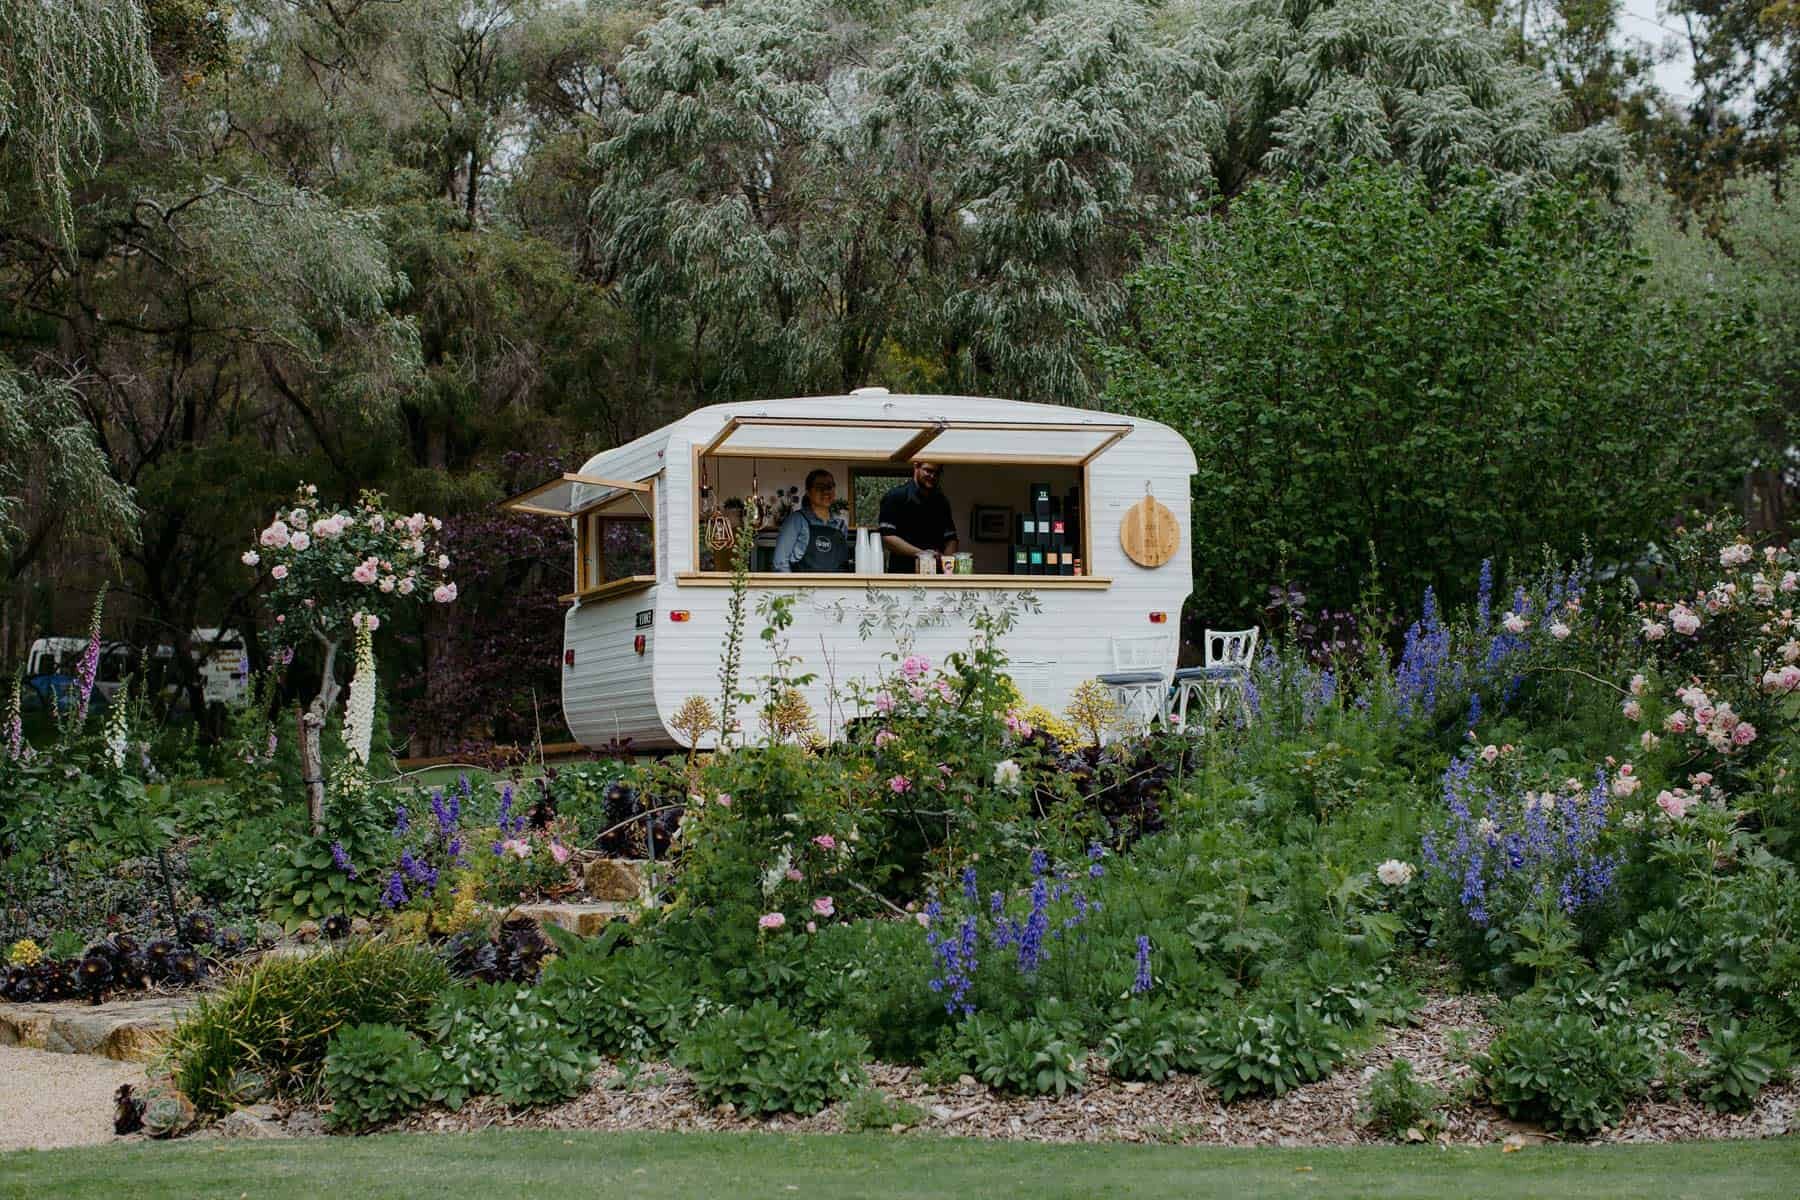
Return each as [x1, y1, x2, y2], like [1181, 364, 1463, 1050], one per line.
[0, 1046, 146, 1151]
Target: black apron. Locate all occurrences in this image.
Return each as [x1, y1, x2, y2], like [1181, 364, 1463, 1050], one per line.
[796, 517, 850, 572]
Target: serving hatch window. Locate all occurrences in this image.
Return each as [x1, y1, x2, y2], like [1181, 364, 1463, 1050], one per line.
[692, 415, 1129, 580]
[500, 473, 657, 597]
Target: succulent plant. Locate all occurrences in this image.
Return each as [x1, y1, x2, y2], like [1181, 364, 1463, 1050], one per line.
[321, 914, 351, 941]
[178, 913, 215, 947]
[113, 1084, 145, 1135]
[141, 1091, 195, 1139]
[77, 952, 115, 1000]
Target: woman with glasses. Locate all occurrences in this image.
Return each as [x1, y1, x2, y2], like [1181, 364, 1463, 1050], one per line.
[772, 469, 851, 572]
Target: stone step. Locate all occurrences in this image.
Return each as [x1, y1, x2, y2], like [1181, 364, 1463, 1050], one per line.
[503, 901, 640, 937]
[0, 995, 195, 1062]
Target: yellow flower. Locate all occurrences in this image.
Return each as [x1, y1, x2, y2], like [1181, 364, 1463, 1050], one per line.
[8, 938, 44, 966]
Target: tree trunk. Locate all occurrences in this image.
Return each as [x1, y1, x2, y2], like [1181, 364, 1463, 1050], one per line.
[299, 703, 325, 835]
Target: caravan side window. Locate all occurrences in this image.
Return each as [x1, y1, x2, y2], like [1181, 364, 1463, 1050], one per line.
[575, 505, 655, 593]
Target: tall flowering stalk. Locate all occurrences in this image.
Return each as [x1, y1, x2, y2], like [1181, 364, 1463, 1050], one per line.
[4, 673, 25, 761]
[102, 677, 130, 770]
[343, 617, 377, 766]
[72, 587, 105, 726]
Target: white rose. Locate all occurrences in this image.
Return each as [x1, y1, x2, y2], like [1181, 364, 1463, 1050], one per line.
[993, 759, 1021, 790]
[241, 550, 260, 566]
[1376, 859, 1415, 887]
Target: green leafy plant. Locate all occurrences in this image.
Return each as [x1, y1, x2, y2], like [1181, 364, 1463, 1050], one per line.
[1101, 1007, 1204, 1082]
[1691, 1021, 1789, 1113]
[837, 1086, 927, 1132]
[1357, 1058, 1447, 1141]
[676, 1001, 868, 1116]
[1479, 1012, 1659, 1136]
[1193, 1000, 1348, 1102]
[167, 937, 448, 1114]
[966, 1016, 1087, 1097]
[323, 1022, 434, 1132]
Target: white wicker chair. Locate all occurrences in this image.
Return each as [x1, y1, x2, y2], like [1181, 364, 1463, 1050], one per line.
[1170, 627, 1259, 731]
[1096, 633, 1176, 739]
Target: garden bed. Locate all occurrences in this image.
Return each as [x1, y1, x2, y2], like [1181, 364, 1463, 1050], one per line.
[374, 993, 1793, 1147]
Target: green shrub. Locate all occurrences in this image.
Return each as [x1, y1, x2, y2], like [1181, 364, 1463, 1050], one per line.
[167, 938, 449, 1114]
[964, 1015, 1087, 1097]
[1357, 1058, 1446, 1141]
[1193, 1000, 1348, 1102]
[676, 1001, 868, 1115]
[1101, 1006, 1207, 1082]
[1479, 1012, 1659, 1136]
[837, 1086, 927, 1132]
[323, 1023, 434, 1132]
[421, 983, 520, 1110]
[1692, 1021, 1789, 1113]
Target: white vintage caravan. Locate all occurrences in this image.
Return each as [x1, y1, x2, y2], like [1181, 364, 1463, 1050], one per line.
[504, 391, 1197, 749]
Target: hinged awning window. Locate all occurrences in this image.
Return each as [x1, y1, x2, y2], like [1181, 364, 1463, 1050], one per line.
[501, 474, 652, 519]
[700, 416, 1131, 467]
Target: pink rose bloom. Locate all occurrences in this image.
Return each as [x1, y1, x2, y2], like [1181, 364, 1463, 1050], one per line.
[438, 554, 451, 569]
[758, 912, 786, 931]
[914, 912, 930, 927]
[369, 515, 385, 533]
[1656, 790, 1692, 820]
[889, 775, 912, 794]
[938, 763, 952, 777]
[1501, 612, 1527, 635]
[1629, 674, 1647, 696]
[900, 655, 930, 680]
[1664, 710, 1690, 734]
[935, 680, 954, 703]
[806, 921, 817, 933]
[874, 729, 897, 748]
[550, 840, 571, 865]
[1732, 721, 1757, 746]
[1549, 621, 1571, 641]
[1671, 607, 1701, 635]
[715, 794, 731, 808]
[785, 868, 803, 882]
[361, 614, 380, 632]
[1479, 744, 1500, 764]
[242, 550, 260, 566]
[874, 692, 895, 715]
[907, 684, 928, 703]
[398, 577, 416, 595]
[1691, 772, 1713, 787]
[1780, 665, 1800, 691]
[1622, 700, 1642, 721]
[275, 614, 285, 624]
[813, 896, 835, 917]
[289, 531, 311, 552]
[380, 575, 396, 593]
[812, 834, 836, 850]
[1695, 705, 1716, 726]
[502, 838, 531, 860]
[1640, 730, 1660, 751]
[260, 520, 291, 548]
[271, 564, 289, 581]
[433, 582, 457, 603]
[303, 598, 315, 608]
[1641, 620, 1667, 641]
[1783, 571, 1799, 592]
[352, 558, 380, 584]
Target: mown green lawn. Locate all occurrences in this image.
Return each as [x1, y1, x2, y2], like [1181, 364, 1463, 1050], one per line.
[2, 1131, 1795, 1200]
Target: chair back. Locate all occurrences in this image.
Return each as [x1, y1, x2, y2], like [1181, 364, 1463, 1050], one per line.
[1202, 627, 1259, 672]
[1111, 633, 1175, 676]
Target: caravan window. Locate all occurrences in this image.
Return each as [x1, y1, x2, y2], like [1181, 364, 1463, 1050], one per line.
[573, 480, 657, 596]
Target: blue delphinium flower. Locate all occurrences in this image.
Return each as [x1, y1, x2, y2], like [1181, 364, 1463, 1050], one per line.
[1467, 691, 1482, 731]
[381, 871, 408, 910]
[1476, 558, 1493, 628]
[1396, 587, 1451, 719]
[430, 788, 454, 836]
[330, 841, 356, 879]
[961, 866, 979, 905]
[1087, 843, 1106, 879]
[1016, 878, 1049, 973]
[1133, 935, 1153, 993]
[393, 804, 408, 836]
[1029, 848, 1048, 877]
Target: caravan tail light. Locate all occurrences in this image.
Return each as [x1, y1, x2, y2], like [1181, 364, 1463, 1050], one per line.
[633, 635, 646, 655]
[669, 610, 691, 623]
[1149, 612, 1168, 624]
[564, 649, 575, 668]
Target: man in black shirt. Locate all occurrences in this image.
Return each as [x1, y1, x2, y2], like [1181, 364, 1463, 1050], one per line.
[878, 461, 958, 573]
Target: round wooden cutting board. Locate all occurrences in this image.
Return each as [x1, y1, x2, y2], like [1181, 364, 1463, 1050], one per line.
[1119, 495, 1178, 568]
